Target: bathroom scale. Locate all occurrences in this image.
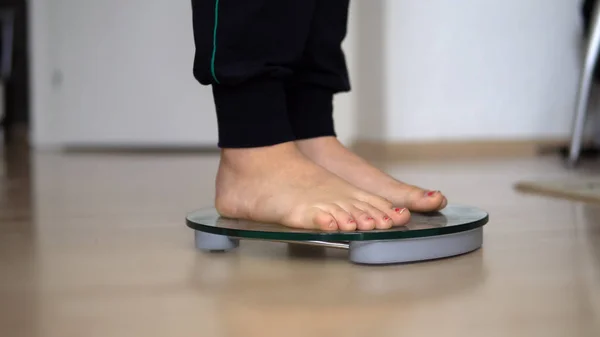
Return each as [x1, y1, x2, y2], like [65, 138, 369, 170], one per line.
[185, 204, 489, 265]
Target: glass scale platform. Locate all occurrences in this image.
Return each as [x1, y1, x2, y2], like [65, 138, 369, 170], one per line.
[186, 204, 489, 265]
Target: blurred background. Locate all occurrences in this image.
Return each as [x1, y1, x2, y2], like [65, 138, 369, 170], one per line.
[1, 0, 597, 155]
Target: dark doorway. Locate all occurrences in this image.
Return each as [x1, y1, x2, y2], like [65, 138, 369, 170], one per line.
[0, 0, 28, 144]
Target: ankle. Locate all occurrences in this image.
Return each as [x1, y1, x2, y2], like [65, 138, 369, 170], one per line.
[295, 136, 344, 161]
[219, 141, 303, 172]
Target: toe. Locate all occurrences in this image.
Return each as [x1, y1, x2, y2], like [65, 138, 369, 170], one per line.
[401, 187, 446, 212]
[439, 196, 448, 210]
[356, 195, 411, 228]
[380, 206, 410, 228]
[356, 214, 376, 231]
[347, 206, 376, 231]
[354, 201, 397, 230]
[416, 189, 446, 211]
[325, 204, 357, 231]
[389, 207, 411, 226]
[312, 210, 338, 231]
[336, 202, 375, 231]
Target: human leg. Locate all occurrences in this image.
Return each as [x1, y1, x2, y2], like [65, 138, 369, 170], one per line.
[286, 0, 447, 212]
[192, 0, 311, 148]
[191, 0, 409, 230]
[284, 0, 350, 141]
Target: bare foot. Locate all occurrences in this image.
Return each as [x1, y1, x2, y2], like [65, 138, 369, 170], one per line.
[214, 142, 410, 231]
[295, 136, 447, 212]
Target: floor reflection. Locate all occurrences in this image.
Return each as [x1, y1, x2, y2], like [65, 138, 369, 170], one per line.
[0, 144, 39, 337]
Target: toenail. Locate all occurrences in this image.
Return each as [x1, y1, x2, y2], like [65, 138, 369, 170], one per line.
[348, 219, 355, 224]
[394, 207, 406, 214]
[383, 216, 390, 221]
[366, 217, 374, 220]
[425, 190, 438, 197]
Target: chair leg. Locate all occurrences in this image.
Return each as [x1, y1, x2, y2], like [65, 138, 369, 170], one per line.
[569, 2, 600, 167]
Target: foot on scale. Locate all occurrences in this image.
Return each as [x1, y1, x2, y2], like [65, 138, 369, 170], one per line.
[186, 204, 489, 265]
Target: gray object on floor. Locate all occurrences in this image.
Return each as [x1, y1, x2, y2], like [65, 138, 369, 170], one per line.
[186, 204, 489, 265]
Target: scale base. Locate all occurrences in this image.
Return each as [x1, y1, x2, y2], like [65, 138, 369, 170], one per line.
[348, 227, 482, 264]
[193, 227, 483, 265]
[195, 231, 240, 252]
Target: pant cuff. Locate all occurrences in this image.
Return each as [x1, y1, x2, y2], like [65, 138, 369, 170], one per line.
[287, 84, 337, 140]
[212, 79, 296, 148]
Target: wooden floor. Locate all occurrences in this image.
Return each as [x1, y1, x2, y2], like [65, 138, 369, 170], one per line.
[2, 145, 600, 337]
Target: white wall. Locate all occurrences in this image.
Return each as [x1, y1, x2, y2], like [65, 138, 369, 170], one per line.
[333, 1, 358, 145]
[355, 0, 583, 142]
[29, 0, 585, 148]
[30, 0, 219, 148]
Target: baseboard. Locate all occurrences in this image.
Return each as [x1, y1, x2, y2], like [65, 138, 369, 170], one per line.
[60, 144, 220, 155]
[349, 138, 582, 161]
[2, 123, 30, 149]
[22, 137, 590, 161]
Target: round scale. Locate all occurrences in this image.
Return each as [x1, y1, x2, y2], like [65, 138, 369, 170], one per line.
[186, 204, 489, 265]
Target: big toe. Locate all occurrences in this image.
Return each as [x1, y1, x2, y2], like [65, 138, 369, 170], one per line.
[403, 188, 447, 212]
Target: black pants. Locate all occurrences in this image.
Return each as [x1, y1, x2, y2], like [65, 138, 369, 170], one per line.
[191, 0, 351, 148]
